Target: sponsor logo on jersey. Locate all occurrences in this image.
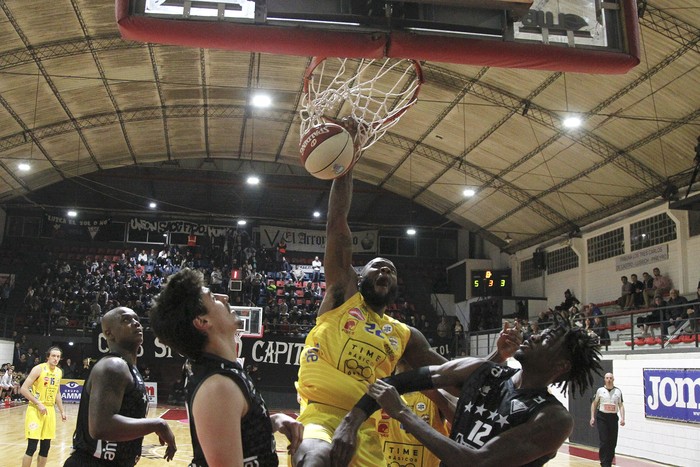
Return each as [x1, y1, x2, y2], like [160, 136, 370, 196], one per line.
[510, 399, 528, 414]
[382, 324, 393, 334]
[378, 422, 389, 434]
[343, 319, 357, 333]
[389, 337, 399, 348]
[348, 308, 366, 321]
[416, 402, 427, 412]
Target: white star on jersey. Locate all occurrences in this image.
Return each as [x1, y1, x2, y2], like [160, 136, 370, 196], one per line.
[488, 410, 499, 420]
[475, 404, 487, 415]
[463, 402, 473, 413]
[496, 414, 510, 428]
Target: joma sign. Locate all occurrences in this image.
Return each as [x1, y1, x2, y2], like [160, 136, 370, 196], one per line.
[644, 368, 700, 424]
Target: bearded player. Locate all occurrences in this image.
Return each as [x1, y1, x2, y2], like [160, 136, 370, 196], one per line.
[293, 167, 520, 466]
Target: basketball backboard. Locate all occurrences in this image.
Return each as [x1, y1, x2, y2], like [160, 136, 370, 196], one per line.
[118, 0, 639, 73]
[231, 305, 264, 338]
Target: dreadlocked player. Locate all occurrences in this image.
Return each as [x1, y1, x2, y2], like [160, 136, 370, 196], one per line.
[355, 316, 602, 467]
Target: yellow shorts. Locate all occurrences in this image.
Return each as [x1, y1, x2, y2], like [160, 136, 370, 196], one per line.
[297, 402, 384, 467]
[25, 404, 56, 440]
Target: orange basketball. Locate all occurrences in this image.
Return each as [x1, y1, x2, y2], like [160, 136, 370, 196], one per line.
[299, 123, 354, 180]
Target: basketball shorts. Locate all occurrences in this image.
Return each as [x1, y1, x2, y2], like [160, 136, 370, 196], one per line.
[297, 402, 384, 466]
[25, 404, 56, 440]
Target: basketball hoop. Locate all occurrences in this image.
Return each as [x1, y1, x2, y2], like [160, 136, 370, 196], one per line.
[300, 57, 423, 157]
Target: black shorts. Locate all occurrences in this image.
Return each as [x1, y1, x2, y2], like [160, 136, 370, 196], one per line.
[63, 450, 134, 467]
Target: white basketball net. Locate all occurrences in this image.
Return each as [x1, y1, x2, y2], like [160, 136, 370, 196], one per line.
[301, 57, 423, 153]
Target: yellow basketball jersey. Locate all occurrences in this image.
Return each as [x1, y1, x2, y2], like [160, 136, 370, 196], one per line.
[31, 363, 62, 407]
[380, 392, 449, 467]
[298, 292, 411, 411]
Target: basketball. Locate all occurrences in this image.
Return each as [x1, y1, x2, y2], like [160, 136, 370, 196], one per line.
[299, 123, 355, 180]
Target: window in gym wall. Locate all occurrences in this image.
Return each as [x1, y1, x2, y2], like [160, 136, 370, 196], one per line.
[630, 213, 677, 251]
[547, 246, 578, 274]
[587, 227, 624, 263]
[520, 257, 543, 282]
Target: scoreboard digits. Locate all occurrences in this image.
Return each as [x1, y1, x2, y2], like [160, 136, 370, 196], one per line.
[471, 269, 511, 297]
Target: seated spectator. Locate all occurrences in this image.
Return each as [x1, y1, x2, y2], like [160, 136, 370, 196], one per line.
[590, 316, 611, 346]
[292, 265, 305, 282]
[617, 276, 634, 310]
[652, 267, 673, 298]
[1, 365, 21, 399]
[630, 273, 645, 308]
[663, 288, 688, 336]
[537, 309, 553, 329]
[637, 296, 666, 336]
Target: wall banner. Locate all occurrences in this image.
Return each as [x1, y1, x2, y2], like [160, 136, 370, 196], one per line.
[644, 368, 700, 424]
[260, 224, 378, 254]
[615, 244, 669, 272]
[129, 218, 231, 237]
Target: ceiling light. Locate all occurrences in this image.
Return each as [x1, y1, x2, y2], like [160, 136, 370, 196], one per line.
[562, 116, 582, 128]
[247, 176, 260, 185]
[67, 210, 77, 217]
[463, 188, 475, 197]
[505, 233, 512, 244]
[237, 220, 247, 226]
[18, 162, 31, 172]
[149, 202, 157, 209]
[251, 94, 272, 108]
[313, 211, 321, 218]
[406, 227, 416, 236]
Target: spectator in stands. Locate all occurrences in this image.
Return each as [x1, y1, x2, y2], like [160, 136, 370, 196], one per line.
[555, 289, 580, 311]
[537, 309, 553, 329]
[311, 256, 322, 284]
[590, 316, 611, 346]
[436, 316, 451, 339]
[210, 266, 223, 294]
[652, 267, 672, 298]
[62, 358, 76, 379]
[663, 289, 688, 336]
[617, 276, 634, 310]
[1, 278, 13, 310]
[630, 274, 645, 309]
[642, 272, 654, 307]
[637, 296, 666, 337]
[276, 239, 287, 268]
[13, 341, 24, 367]
[1, 365, 20, 399]
[292, 264, 305, 283]
[280, 256, 291, 280]
[684, 281, 700, 333]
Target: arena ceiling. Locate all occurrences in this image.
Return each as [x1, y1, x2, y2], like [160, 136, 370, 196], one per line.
[0, 1, 698, 253]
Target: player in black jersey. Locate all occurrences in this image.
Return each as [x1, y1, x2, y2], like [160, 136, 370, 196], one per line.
[64, 307, 176, 467]
[150, 268, 304, 466]
[357, 317, 602, 467]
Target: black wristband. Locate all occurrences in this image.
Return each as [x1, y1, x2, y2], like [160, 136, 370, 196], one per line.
[353, 367, 434, 417]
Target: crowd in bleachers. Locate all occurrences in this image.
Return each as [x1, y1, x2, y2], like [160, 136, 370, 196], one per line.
[4, 237, 441, 344]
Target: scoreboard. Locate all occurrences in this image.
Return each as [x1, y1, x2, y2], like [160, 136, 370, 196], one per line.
[471, 269, 512, 297]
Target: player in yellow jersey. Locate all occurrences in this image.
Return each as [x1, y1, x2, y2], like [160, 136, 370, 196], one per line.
[380, 360, 451, 467]
[293, 163, 521, 467]
[20, 346, 66, 467]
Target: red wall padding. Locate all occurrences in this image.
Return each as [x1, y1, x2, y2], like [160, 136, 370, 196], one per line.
[116, 0, 639, 74]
